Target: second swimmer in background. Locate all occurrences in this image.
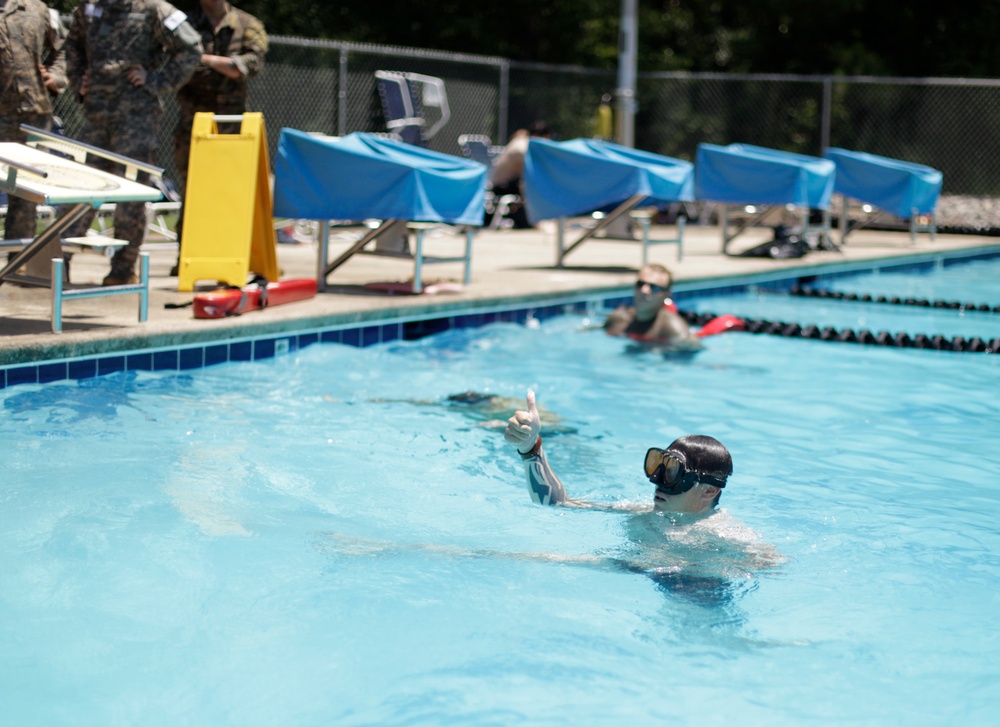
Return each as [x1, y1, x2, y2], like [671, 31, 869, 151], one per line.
[603, 263, 702, 351]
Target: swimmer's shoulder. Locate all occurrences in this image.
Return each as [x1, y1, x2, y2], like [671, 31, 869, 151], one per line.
[701, 510, 786, 568]
[603, 305, 635, 334]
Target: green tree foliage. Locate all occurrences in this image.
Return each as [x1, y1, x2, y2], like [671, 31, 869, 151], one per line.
[46, 1, 1000, 78]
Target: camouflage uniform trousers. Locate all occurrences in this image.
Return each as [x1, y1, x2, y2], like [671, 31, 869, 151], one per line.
[1, 113, 53, 240]
[1, 114, 62, 279]
[67, 110, 159, 277]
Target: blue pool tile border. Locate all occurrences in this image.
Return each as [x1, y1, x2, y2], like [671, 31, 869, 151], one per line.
[3, 247, 999, 391]
[0, 303, 573, 391]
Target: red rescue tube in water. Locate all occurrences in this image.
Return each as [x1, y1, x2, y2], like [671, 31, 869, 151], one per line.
[194, 278, 318, 319]
[696, 314, 746, 338]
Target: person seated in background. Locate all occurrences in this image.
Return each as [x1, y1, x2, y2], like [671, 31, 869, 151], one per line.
[603, 263, 702, 350]
[488, 120, 553, 229]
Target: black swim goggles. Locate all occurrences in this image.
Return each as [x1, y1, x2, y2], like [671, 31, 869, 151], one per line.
[644, 448, 728, 496]
[635, 279, 668, 294]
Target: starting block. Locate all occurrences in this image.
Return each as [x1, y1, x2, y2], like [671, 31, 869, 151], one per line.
[0, 125, 163, 332]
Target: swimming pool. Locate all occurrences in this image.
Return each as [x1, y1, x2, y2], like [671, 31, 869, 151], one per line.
[2, 258, 999, 725]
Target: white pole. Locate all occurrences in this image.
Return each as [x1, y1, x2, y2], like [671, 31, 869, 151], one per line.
[616, 0, 638, 148]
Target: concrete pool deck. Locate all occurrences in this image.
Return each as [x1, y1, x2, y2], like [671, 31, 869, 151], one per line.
[1, 219, 998, 366]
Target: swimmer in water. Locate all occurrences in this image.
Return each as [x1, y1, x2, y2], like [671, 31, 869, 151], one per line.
[603, 263, 702, 351]
[441, 391, 577, 434]
[326, 388, 781, 615]
[369, 391, 577, 436]
[504, 389, 782, 584]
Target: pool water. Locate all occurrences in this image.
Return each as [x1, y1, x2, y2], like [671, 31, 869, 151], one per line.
[2, 268, 1000, 725]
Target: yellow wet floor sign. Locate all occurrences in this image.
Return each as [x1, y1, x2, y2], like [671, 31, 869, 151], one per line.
[176, 112, 279, 292]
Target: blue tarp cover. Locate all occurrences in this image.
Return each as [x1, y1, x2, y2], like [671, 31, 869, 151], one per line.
[824, 147, 942, 218]
[524, 138, 694, 222]
[695, 143, 835, 209]
[273, 129, 487, 226]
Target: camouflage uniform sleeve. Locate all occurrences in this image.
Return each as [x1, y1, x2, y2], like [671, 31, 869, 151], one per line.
[44, 10, 68, 95]
[231, 14, 268, 79]
[64, 5, 87, 98]
[143, 1, 203, 96]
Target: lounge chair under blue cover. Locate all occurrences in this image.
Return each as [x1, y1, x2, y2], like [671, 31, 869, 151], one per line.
[823, 148, 942, 219]
[524, 138, 693, 266]
[695, 143, 837, 254]
[273, 129, 487, 293]
[695, 143, 835, 209]
[524, 137, 694, 223]
[273, 129, 486, 226]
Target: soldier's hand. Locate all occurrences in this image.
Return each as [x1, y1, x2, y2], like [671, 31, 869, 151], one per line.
[126, 66, 147, 88]
[39, 65, 57, 92]
[80, 70, 90, 98]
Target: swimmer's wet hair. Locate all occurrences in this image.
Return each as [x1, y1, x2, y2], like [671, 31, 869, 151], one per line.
[446, 391, 498, 406]
[666, 434, 733, 507]
[642, 262, 673, 288]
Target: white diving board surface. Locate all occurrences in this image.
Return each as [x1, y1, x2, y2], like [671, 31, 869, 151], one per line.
[0, 127, 164, 332]
[0, 142, 162, 206]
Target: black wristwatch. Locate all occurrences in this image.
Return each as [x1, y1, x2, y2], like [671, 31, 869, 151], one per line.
[519, 436, 542, 460]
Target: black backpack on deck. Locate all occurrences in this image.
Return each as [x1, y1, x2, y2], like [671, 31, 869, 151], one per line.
[738, 224, 811, 259]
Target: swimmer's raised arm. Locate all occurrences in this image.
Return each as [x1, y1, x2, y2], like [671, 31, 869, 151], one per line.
[505, 390, 568, 506]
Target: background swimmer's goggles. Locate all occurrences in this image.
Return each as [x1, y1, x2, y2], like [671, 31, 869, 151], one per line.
[644, 448, 728, 495]
[635, 279, 667, 294]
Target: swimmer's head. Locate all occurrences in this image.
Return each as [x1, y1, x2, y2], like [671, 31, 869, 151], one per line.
[529, 120, 552, 138]
[446, 392, 499, 406]
[645, 434, 731, 513]
[634, 263, 673, 319]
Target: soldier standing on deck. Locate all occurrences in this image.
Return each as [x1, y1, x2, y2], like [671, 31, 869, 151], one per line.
[0, 1, 67, 275]
[169, 0, 267, 276]
[64, 0, 202, 286]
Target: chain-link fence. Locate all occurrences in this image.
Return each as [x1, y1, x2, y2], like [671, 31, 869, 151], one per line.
[638, 73, 827, 160]
[51, 35, 1000, 197]
[641, 73, 1000, 196]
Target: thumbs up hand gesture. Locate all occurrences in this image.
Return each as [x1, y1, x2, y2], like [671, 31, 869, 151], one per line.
[505, 389, 541, 455]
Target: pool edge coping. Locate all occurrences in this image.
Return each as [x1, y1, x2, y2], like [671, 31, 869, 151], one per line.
[3, 244, 999, 389]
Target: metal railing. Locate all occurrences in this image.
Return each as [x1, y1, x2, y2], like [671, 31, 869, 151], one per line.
[50, 35, 1000, 197]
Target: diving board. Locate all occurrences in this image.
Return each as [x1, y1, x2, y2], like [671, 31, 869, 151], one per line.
[524, 138, 694, 267]
[695, 143, 836, 254]
[273, 129, 486, 293]
[824, 148, 942, 245]
[0, 126, 164, 332]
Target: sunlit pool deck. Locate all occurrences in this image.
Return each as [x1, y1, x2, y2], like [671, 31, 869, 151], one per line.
[1, 220, 998, 382]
